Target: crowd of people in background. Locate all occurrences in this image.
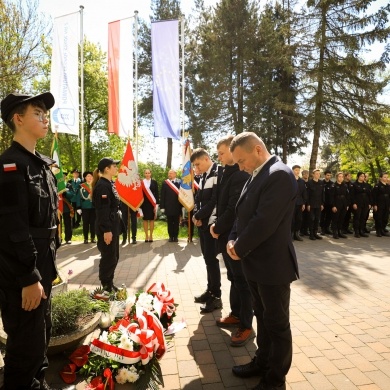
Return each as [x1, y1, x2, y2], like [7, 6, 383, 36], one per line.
[292, 166, 390, 241]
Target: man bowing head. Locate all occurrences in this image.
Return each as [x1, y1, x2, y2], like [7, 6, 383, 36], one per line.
[227, 132, 299, 390]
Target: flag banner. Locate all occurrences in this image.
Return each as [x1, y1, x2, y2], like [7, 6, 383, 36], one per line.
[50, 12, 79, 135]
[151, 20, 180, 140]
[108, 18, 134, 137]
[115, 140, 143, 211]
[179, 139, 194, 211]
[51, 135, 67, 195]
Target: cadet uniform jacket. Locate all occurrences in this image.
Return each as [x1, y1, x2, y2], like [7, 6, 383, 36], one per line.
[92, 177, 121, 236]
[0, 141, 58, 290]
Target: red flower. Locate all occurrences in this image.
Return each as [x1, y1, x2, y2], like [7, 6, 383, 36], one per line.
[69, 345, 90, 367]
[60, 363, 77, 384]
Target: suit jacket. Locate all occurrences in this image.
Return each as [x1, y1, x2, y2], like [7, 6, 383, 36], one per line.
[160, 179, 182, 216]
[213, 164, 249, 252]
[229, 156, 299, 285]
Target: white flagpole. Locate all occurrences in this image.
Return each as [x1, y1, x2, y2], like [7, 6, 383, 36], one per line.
[181, 15, 185, 140]
[134, 11, 139, 163]
[80, 5, 85, 173]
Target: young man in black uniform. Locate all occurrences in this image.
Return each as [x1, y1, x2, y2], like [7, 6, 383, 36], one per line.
[191, 148, 221, 313]
[329, 172, 350, 239]
[372, 172, 390, 237]
[0, 92, 75, 390]
[160, 169, 182, 242]
[320, 170, 333, 235]
[291, 165, 307, 241]
[342, 172, 354, 234]
[306, 169, 324, 240]
[210, 135, 252, 346]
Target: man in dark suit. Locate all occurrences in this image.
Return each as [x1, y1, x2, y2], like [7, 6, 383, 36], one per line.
[160, 169, 182, 242]
[227, 132, 299, 390]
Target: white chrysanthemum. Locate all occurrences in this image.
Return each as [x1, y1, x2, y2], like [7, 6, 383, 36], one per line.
[115, 368, 128, 384]
[99, 331, 109, 343]
[110, 333, 117, 341]
[126, 370, 139, 383]
[119, 339, 133, 350]
[120, 334, 128, 344]
[136, 292, 154, 311]
[129, 365, 138, 373]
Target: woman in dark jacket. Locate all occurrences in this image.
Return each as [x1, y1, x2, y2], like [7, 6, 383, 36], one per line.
[140, 168, 159, 242]
[92, 157, 121, 291]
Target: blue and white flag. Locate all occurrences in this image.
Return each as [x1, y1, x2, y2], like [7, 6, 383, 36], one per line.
[50, 12, 79, 135]
[179, 139, 194, 211]
[151, 20, 180, 140]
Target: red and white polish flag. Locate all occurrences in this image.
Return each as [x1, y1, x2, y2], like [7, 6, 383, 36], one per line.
[108, 18, 133, 138]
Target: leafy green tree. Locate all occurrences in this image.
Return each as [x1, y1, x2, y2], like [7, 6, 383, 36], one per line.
[0, 0, 50, 152]
[301, 0, 390, 172]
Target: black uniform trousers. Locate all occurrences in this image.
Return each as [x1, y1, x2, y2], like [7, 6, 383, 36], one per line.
[331, 206, 348, 232]
[292, 205, 303, 232]
[374, 197, 390, 233]
[320, 204, 332, 232]
[353, 202, 370, 233]
[167, 215, 180, 239]
[82, 209, 96, 241]
[97, 234, 120, 288]
[120, 206, 138, 240]
[309, 207, 321, 233]
[198, 227, 221, 298]
[248, 281, 292, 387]
[62, 212, 72, 242]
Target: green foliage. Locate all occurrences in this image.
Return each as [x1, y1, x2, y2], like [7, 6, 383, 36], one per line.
[136, 356, 164, 390]
[51, 289, 96, 337]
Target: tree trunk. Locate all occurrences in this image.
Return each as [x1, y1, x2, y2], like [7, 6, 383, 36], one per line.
[166, 138, 173, 169]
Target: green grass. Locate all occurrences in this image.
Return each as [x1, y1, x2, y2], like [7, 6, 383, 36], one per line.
[63, 218, 198, 242]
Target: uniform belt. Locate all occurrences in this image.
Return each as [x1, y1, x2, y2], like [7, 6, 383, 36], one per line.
[29, 226, 57, 239]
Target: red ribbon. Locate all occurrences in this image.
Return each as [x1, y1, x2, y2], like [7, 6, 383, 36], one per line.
[147, 282, 176, 318]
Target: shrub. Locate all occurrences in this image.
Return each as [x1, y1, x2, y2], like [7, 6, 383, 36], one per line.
[51, 289, 95, 337]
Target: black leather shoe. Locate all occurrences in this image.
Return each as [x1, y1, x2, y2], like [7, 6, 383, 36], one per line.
[354, 232, 360, 238]
[132, 239, 137, 244]
[314, 233, 322, 239]
[194, 290, 212, 303]
[338, 231, 347, 238]
[381, 231, 389, 236]
[376, 232, 382, 237]
[200, 296, 222, 313]
[121, 238, 127, 245]
[232, 357, 266, 378]
[360, 231, 369, 237]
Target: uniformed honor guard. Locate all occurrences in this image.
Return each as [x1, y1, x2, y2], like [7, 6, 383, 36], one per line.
[329, 172, 350, 239]
[0, 92, 75, 390]
[372, 172, 390, 237]
[92, 157, 121, 292]
[351, 172, 371, 238]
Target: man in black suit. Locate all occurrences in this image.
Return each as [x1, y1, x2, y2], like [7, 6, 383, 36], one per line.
[160, 169, 182, 242]
[227, 132, 299, 390]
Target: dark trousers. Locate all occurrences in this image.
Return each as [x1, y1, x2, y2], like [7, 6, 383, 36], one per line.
[309, 207, 321, 232]
[167, 215, 180, 239]
[300, 208, 310, 234]
[121, 207, 138, 240]
[97, 234, 120, 288]
[2, 288, 52, 389]
[331, 206, 347, 232]
[374, 202, 390, 232]
[353, 204, 369, 232]
[291, 205, 303, 232]
[222, 251, 253, 329]
[62, 212, 72, 242]
[82, 208, 96, 241]
[198, 227, 221, 298]
[343, 207, 353, 231]
[71, 202, 81, 227]
[248, 280, 292, 387]
[320, 204, 332, 231]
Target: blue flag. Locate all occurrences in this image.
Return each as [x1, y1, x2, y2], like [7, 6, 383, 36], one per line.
[152, 20, 180, 140]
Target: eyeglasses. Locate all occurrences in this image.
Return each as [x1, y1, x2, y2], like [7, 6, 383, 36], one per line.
[15, 111, 49, 122]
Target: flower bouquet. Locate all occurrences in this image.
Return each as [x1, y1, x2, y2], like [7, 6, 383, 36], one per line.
[64, 283, 178, 390]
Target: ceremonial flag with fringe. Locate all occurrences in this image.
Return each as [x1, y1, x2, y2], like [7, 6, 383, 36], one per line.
[50, 12, 79, 135]
[151, 20, 180, 139]
[108, 18, 133, 137]
[115, 140, 143, 211]
[179, 139, 194, 211]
